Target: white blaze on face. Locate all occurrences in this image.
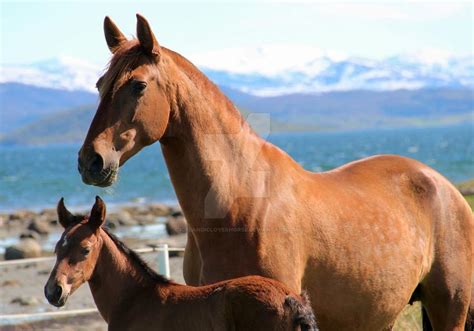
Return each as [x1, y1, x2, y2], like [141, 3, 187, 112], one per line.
[62, 237, 68, 248]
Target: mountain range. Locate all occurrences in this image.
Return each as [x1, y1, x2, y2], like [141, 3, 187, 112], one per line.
[1, 85, 472, 145]
[0, 47, 472, 144]
[1, 47, 473, 96]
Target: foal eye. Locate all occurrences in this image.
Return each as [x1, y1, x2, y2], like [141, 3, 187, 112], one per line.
[81, 247, 91, 255]
[131, 80, 147, 95]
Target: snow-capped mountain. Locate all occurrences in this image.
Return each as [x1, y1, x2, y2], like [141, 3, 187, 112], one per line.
[0, 56, 103, 93]
[192, 46, 473, 96]
[1, 47, 472, 96]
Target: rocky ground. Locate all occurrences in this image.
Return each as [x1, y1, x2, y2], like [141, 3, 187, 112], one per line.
[0, 203, 187, 330]
[0, 203, 187, 260]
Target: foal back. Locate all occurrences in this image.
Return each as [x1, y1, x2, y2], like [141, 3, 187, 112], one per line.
[117, 276, 317, 331]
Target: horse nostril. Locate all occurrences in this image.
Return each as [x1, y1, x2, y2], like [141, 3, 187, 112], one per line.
[89, 153, 104, 175]
[52, 284, 63, 301]
[45, 283, 63, 303]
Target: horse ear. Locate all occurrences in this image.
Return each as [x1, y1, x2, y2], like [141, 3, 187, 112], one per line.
[57, 198, 75, 228]
[89, 196, 106, 230]
[104, 16, 127, 53]
[136, 13, 161, 58]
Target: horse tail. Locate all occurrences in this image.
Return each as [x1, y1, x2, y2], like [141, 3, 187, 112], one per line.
[420, 306, 432, 331]
[466, 295, 473, 331]
[284, 291, 318, 331]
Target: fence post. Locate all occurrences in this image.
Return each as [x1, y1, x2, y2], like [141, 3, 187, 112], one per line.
[157, 244, 170, 278]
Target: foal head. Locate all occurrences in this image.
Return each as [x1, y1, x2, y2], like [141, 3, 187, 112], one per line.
[78, 14, 171, 186]
[44, 197, 106, 307]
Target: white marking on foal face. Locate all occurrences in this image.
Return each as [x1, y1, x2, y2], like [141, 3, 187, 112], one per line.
[62, 237, 68, 248]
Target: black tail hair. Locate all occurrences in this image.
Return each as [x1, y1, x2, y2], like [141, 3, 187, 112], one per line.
[421, 306, 433, 331]
[284, 291, 318, 331]
[466, 303, 473, 331]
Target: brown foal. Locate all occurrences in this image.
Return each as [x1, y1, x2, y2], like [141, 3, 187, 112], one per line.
[77, 14, 473, 330]
[44, 197, 317, 331]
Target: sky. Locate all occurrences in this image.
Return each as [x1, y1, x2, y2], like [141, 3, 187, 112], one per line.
[0, 1, 472, 66]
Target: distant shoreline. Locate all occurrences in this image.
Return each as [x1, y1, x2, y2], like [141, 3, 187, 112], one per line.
[0, 198, 180, 215]
[1, 121, 472, 148]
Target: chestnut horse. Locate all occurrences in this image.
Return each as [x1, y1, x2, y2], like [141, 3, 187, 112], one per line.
[45, 197, 317, 331]
[78, 14, 473, 330]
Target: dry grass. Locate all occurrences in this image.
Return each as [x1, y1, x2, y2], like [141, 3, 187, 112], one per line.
[393, 303, 422, 331]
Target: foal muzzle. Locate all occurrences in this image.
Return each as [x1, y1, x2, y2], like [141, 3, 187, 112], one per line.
[44, 282, 69, 307]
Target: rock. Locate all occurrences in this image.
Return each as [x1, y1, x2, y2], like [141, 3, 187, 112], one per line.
[165, 216, 187, 235]
[27, 218, 51, 235]
[5, 238, 42, 260]
[135, 215, 155, 225]
[2, 279, 20, 287]
[39, 208, 56, 219]
[148, 203, 171, 216]
[8, 210, 35, 221]
[11, 296, 39, 306]
[122, 205, 149, 217]
[105, 219, 118, 229]
[19, 230, 41, 241]
[107, 210, 137, 226]
[169, 207, 183, 218]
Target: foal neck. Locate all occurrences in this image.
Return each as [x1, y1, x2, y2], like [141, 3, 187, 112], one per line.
[88, 228, 170, 322]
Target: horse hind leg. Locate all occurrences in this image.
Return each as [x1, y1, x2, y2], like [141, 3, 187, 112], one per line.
[418, 175, 473, 330]
[409, 286, 433, 331]
[418, 266, 471, 331]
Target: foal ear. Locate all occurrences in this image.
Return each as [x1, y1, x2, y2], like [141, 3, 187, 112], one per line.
[104, 16, 127, 53]
[136, 13, 161, 58]
[57, 198, 75, 228]
[89, 196, 107, 230]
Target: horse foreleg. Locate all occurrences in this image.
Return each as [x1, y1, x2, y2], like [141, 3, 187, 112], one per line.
[183, 231, 202, 286]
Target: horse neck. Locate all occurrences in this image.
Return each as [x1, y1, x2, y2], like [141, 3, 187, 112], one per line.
[160, 53, 278, 225]
[88, 229, 158, 322]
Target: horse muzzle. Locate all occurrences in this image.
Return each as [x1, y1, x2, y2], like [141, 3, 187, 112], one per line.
[78, 151, 119, 187]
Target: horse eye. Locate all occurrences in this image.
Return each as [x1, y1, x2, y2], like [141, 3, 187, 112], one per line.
[81, 247, 91, 255]
[131, 80, 147, 94]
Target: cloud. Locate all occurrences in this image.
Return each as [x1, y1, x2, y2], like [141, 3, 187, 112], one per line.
[269, 1, 470, 21]
[326, 3, 468, 20]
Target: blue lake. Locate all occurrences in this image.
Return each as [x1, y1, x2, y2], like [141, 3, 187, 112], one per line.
[1, 124, 473, 211]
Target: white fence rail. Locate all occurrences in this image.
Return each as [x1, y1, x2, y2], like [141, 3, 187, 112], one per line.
[0, 308, 99, 325]
[0, 245, 185, 325]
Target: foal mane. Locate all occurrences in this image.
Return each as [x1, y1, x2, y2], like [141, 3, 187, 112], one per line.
[101, 226, 172, 285]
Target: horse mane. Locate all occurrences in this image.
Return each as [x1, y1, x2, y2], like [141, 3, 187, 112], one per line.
[99, 39, 144, 98]
[101, 226, 173, 285]
[100, 39, 241, 118]
[162, 47, 243, 118]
